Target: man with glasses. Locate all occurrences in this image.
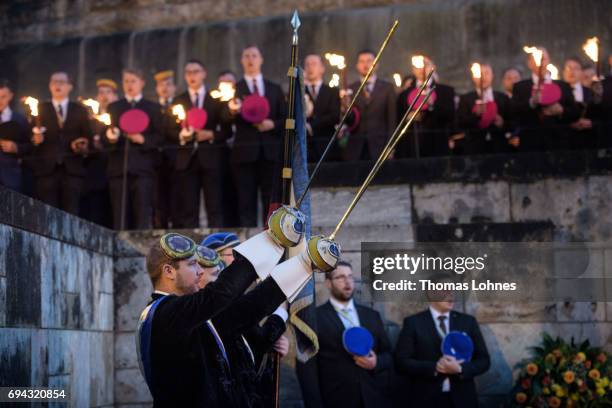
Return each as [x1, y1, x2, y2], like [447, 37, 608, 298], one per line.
[297, 260, 393, 408]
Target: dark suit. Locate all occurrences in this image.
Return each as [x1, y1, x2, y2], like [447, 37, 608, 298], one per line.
[457, 90, 511, 155]
[594, 77, 612, 148]
[344, 78, 397, 161]
[0, 110, 30, 192]
[165, 90, 231, 228]
[565, 85, 597, 150]
[297, 300, 393, 408]
[27, 101, 92, 215]
[305, 83, 340, 163]
[104, 97, 161, 230]
[231, 78, 286, 227]
[394, 309, 490, 408]
[510, 78, 579, 152]
[396, 82, 455, 158]
[154, 99, 174, 229]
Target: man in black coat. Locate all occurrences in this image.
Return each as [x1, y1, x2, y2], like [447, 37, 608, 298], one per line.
[0, 79, 31, 192]
[343, 49, 397, 162]
[229, 45, 287, 227]
[103, 68, 161, 230]
[394, 286, 490, 408]
[457, 64, 511, 155]
[165, 59, 231, 228]
[303, 54, 341, 163]
[397, 56, 455, 158]
[511, 47, 579, 152]
[28, 72, 91, 215]
[562, 57, 597, 150]
[297, 261, 393, 408]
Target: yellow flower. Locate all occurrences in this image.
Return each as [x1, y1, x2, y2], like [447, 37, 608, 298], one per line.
[601, 377, 610, 387]
[589, 369, 601, 380]
[596, 387, 606, 396]
[526, 363, 538, 376]
[574, 352, 586, 363]
[570, 393, 579, 401]
[515, 392, 528, 404]
[563, 371, 576, 384]
[555, 387, 566, 398]
[543, 387, 550, 395]
[545, 353, 557, 365]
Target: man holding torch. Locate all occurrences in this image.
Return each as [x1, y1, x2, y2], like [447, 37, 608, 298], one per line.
[28, 71, 92, 215]
[0, 79, 30, 193]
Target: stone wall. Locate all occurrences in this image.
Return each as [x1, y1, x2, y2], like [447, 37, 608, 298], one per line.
[1, 0, 611, 99]
[0, 187, 115, 407]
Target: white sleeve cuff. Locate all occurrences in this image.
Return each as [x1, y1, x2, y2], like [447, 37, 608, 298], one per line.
[272, 305, 289, 322]
[269, 253, 313, 303]
[234, 231, 284, 281]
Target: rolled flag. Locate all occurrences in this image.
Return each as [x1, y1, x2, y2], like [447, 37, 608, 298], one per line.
[473, 101, 498, 129]
[187, 107, 208, 130]
[241, 94, 270, 123]
[342, 326, 374, 357]
[442, 331, 474, 362]
[119, 108, 150, 133]
[537, 82, 562, 106]
[408, 87, 437, 111]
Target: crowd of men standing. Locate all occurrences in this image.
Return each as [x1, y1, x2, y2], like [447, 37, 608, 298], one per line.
[1, 46, 611, 229]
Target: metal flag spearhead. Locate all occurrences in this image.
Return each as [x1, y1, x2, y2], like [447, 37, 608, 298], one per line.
[291, 10, 301, 44]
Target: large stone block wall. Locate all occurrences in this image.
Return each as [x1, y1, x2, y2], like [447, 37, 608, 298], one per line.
[0, 187, 115, 407]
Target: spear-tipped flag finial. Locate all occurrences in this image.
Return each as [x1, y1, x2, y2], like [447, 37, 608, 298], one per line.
[291, 10, 301, 32]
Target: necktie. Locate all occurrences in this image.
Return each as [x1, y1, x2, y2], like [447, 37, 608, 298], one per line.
[310, 85, 317, 100]
[337, 307, 357, 328]
[56, 104, 64, 127]
[130, 99, 136, 108]
[252, 79, 260, 96]
[438, 315, 448, 336]
[0, 110, 3, 124]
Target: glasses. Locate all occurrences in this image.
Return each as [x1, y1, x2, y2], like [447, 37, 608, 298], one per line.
[160, 233, 196, 260]
[331, 275, 354, 282]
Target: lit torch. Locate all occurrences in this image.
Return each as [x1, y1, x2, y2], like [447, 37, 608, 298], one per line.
[210, 81, 236, 102]
[411, 55, 426, 83]
[97, 113, 111, 126]
[81, 98, 100, 115]
[393, 73, 402, 88]
[329, 73, 340, 88]
[22, 96, 40, 127]
[546, 63, 559, 80]
[470, 62, 483, 98]
[172, 104, 186, 128]
[523, 46, 544, 83]
[582, 37, 600, 79]
[325, 52, 347, 91]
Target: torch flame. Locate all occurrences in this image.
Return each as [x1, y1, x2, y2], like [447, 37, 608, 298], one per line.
[523, 46, 543, 67]
[97, 113, 111, 126]
[470, 62, 482, 79]
[23, 96, 39, 117]
[393, 73, 402, 87]
[82, 98, 100, 115]
[325, 53, 346, 70]
[411, 55, 425, 69]
[210, 82, 236, 102]
[172, 104, 186, 121]
[547, 63, 559, 80]
[583, 37, 599, 63]
[329, 73, 340, 88]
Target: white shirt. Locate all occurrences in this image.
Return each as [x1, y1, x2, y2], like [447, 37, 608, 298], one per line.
[304, 79, 323, 99]
[159, 97, 173, 106]
[244, 73, 265, 97]
[0, 106, 12, 123]
[571, 82, 584, 103]
[126, 94, 143, 104]
[189, 85, 206, 109]
[330, 297, 360, 329]
[360, 74, 377, 94]
[52, 98, 69, 122]
[477, 87, 494, 103]
[430, 306, 451, 392]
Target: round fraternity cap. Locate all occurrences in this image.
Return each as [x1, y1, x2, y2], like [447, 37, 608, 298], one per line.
[343, 326, 374, 357]
[160, 233, 197, 260]
[154, 70, 174, 83]
[96, 78, 118, 91]
[202, 232, 241, 253]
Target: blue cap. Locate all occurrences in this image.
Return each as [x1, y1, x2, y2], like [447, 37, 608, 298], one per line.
[201, 232, 241, 253]
[342, 326, 374, 357]
[442, 331, 474, 362]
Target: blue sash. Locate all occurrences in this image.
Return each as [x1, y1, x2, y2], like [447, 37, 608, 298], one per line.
[136, 296, 168, 392]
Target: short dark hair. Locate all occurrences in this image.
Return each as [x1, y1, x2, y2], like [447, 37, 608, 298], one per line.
[565, 56, 583, 66]
[0, 78, 13, 91]
[218, 69, 236, 78]
[357, 49, 376, 59]
[243, 44, 261, 53]
[502, 66, 522, 77]
[50, 71, 72, 83]
[122, 68, 144, 80]
[146, 242, 180, 286]
[186, 59, 206, 70]
[325, 260, 352, 280]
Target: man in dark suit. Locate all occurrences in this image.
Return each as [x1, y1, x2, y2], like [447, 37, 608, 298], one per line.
[28, 71, 91, 215]
[395, 283, 490, 408]
[343, 50, 397, 162]
[511, 47, 579, 152]
[229, 45, 287, 227]
[297, 260, 393, 408]
[396, 56, 455, 158]
[457, 64, 511, 155]
[562, 57, 597, 150]
[165, 60, 231, 228]
[303, 54, 341, 163]
[103, 68, 161, 230]
[0, 79, 31, 193]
